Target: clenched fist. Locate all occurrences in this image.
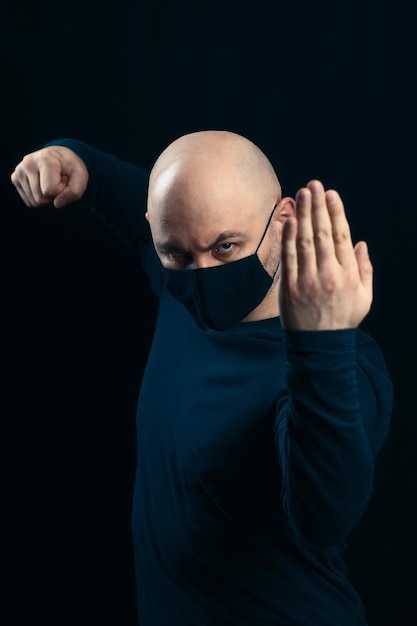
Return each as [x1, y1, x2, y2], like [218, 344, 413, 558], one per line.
[11, 145, 89, 209]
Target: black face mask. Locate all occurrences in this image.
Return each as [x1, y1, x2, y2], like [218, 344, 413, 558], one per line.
[162, 204, 279, 331]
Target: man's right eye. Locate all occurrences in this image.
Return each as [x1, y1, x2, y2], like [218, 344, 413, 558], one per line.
[162, 250, 193, 268]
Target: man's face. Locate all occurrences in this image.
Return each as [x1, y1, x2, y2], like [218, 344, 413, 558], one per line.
[147, 160, 275, 271]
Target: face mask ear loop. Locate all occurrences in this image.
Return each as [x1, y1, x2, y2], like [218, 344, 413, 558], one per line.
[271, 259, 281, 281]
[255, 203, 277, 254]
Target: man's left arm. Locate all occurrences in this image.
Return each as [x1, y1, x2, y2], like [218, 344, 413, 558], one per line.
[276, 180, 393, 546]
[275, 327, 392, 546]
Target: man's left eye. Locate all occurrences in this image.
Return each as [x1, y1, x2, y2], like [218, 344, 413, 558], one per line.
[214, 242, 234, 254]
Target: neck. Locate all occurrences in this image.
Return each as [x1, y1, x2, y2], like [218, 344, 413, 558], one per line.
[241, 282, 280, 323]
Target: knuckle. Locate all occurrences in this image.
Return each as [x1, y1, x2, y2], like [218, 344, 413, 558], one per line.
[324, 276, 339, 292]
[41, 181, 56, 196]
[313, 227, 331, 243]
[297, 235, 314, 249]
[320, 269, 340, 293]
[333, 229, 350, 245]
[21, 153, 35, 168]
[302, 276, 319, 296]
[319, 267, 344, 296]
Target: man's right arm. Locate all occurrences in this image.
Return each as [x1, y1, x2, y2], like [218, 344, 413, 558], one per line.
[11, 139, 150, 253]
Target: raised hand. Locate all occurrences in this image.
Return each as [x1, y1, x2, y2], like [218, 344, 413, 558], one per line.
[279, 180, 373, 330]
[11, 145, 89, 209]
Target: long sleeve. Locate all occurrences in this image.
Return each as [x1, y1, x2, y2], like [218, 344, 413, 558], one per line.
[275, 328, 393, 547]
[45, 139, 150, 254]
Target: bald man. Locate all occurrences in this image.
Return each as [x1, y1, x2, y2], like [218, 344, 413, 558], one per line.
[11, 131, 393, 625]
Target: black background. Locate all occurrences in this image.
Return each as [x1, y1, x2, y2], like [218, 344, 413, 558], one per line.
[2, 1, 416, 624]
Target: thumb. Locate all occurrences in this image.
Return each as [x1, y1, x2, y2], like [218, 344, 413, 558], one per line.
[355, 241, 373, 289]
[38, 148, 89, 209]
[51, 166, 89, 209]
[53, 175, 72, 208]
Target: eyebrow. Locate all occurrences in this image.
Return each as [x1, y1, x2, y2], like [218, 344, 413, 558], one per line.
[156, 230, 249, 253]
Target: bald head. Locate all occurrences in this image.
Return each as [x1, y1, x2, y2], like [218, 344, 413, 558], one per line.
[148, 130, 281, 215]
[146, 130, 290, 277]
[146, 130, 294, 322]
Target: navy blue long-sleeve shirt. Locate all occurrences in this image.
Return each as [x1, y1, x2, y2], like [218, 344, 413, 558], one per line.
[48, 139, 393, 625]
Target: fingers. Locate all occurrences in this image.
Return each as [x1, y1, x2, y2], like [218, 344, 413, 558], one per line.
[38, 152, 88, 208]
[295, 180, 354, 270]
[294, 187, 317, 278]
[354, 240, 373, 291]
[280, 215, 298, 288]
[11, 150, 61, 207]
[324, 188, 355, 266]
[37, 154, 69, 205]
[11, 146, 88, 209]
[11, 165, 40, 208]
[279, 179, 373, 329]
[10, 170, 34, 207]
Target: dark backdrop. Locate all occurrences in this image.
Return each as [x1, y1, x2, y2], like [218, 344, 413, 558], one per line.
[2, 1, 416, 625]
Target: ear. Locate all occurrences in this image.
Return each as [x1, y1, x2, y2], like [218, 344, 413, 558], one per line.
[275, 197, 295, 223]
